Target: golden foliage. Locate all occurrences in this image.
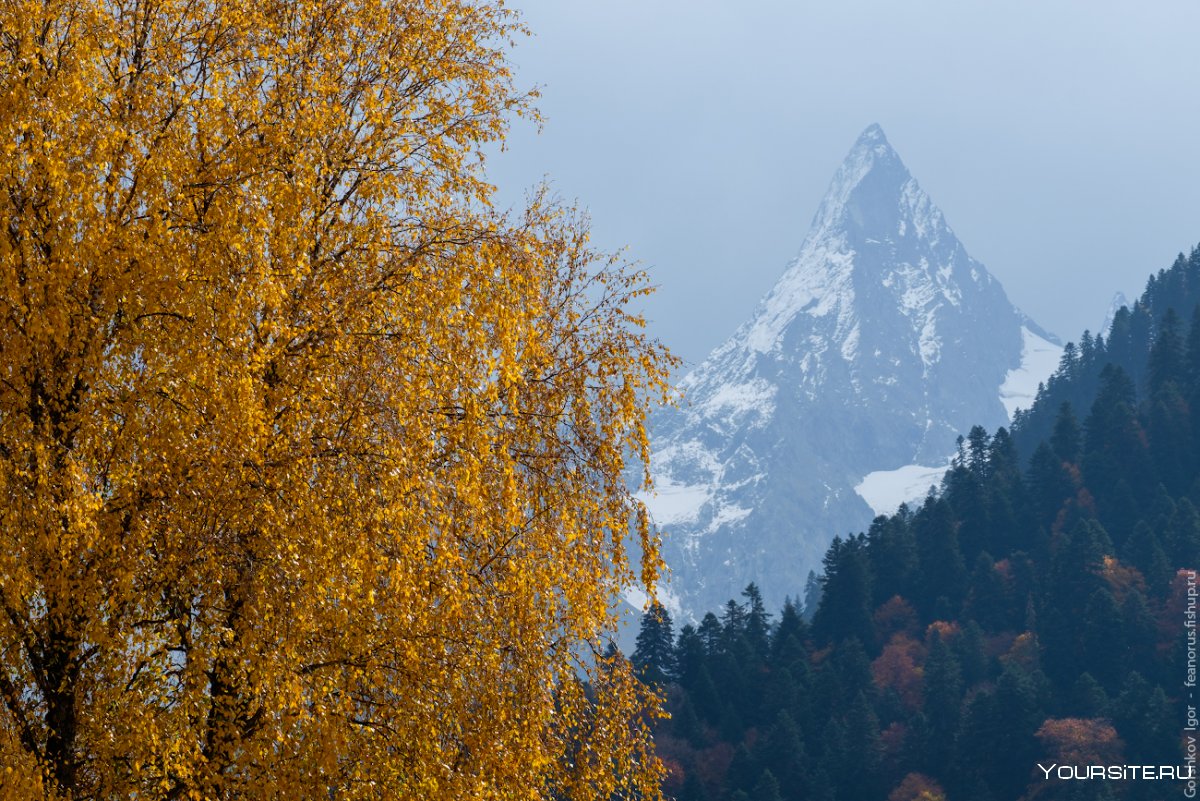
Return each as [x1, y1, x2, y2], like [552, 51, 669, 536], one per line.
[1035, 717, 1124, 767]
[0, 0, 673, 797]
[887, 772, 946, 801]
[1100, 554, 1146, 600]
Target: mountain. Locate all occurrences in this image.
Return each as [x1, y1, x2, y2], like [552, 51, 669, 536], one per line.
[1100, 290, 1130, 337]
[641, 124, 1060, 619]
[641, 244, 1200, 801]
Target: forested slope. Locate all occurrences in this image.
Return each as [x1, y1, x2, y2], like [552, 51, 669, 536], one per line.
[633, 246, 1200, 801]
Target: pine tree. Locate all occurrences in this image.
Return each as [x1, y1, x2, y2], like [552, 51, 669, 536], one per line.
[678, 769, 710, 801]
[955, 620, 989, 685]
[813, 535, 875, 647]
[632, 601, 677, 688]
[743, 583, 772, 659]
[698, 613, 723, 654]
[1026, 441, 1075, 535]
[1042, 519, 1112, 681]
[866, 513, 918, 605]
[1069, 672, 1109, 718]
[956, 664, 1040, 801]
[1084, 365, 1152, 532]
[914, 497, 968, 614]
[771, 599, 809, 668]
[1148, 307, 1185, 393]
[1120, 590, 1159, 681]
[843, 692, 883, 799]
[755, 711, 808, 801]
[1051, 402, 1082, 463]
[1121, 521, 1172, 598]
[964, 552, 1013, 631]
[752, 770, 784, 801]
[1167, 498, 1200, 568]
[675, 624, 707, 690]
[1146, 379, 1193, 495]
[921, 630, 962, 767]
[1186, 305, 1200, 391]
[1080, 588, 1125, 689]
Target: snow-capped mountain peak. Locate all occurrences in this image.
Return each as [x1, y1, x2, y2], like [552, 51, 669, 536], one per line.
[641, 125, 1060, 620]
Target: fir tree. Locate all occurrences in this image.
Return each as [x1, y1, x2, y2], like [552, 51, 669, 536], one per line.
[742, 583, 772, 659]
[914, 497, 967, 614]
[1148, 306, 1185, 393]
[632, 601, 676, 688]
[812, 535, 875, 647]
[921, 630, 962, 767]
[1051, 402, 1082, 463]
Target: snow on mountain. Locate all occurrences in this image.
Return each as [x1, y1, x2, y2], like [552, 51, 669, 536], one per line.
[854, 463, 948, 517]
[641, 124, 1060, 620]
[1000, 326, 1063, 419]
[1100, 291, 1131, 338]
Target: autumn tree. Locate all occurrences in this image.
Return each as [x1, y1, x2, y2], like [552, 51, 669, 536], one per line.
[0, 0, 673, 798]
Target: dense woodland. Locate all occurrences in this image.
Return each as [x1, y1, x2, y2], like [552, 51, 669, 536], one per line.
[631, 247, 1200, 801]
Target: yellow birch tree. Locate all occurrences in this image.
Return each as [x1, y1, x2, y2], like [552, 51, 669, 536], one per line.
[0, 0, 672, 798]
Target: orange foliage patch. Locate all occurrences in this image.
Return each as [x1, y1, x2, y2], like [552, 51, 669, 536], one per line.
[888, 772, 947, 801]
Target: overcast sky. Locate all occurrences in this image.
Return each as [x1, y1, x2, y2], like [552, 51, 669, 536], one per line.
[486, 1, 1200, 370]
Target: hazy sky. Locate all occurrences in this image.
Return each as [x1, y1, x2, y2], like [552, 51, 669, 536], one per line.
[486, 1, 1200, 370]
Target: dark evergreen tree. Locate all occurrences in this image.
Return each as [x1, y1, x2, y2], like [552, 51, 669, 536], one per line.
[754, 711, 808, 801]
[1111, 673, 1180, 766]
[742, 582, 772, 659]
[1128, 301, 1154, 386]
[966, 424, 991, 476]
[802, 569, 822, 621]
[957, 664, 1041, 801]
[1069, 672, 1109, 717]
[1186, 304, 1200, 391]
[698, 612, 722, 653]
[720, 598, 748, 645]
[689, 664, 723, 730]
[913, 496, 967, 614]
[865, 513, 917, 606]
[726, 744, 758, 797]
[1147, 378, 1193, 494]
[1168, 497, 1200, 568]
[674, 624, 706, 690]
[1026, 441, 1075, 535]
[1079, 587, 1124, 689]
[631, 600, 676, 688]
[770, 598, 808, 668]
[1050, 402, 1081, 463]
[963, 552, 1013, 631]
[830, 638, 873, 709]
[1120, 589, 1159, 682]
[812, 535, 874, 647]
[1041, 519, 1112, 683]
[842, 692, 883, 800]
[921, 631, 962, 769]
[1083, 365, 1152, 525]
[954, 620, 989, 686]
[945, 462, 989, 566]
[677, 768, 709, 801]
[1121, 521, 1172, 598]
[1148, 306, 1185, 393]
[759, 667, 798, 726]
[751, 770, 783, 801]
[672, 695, 707, 748]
